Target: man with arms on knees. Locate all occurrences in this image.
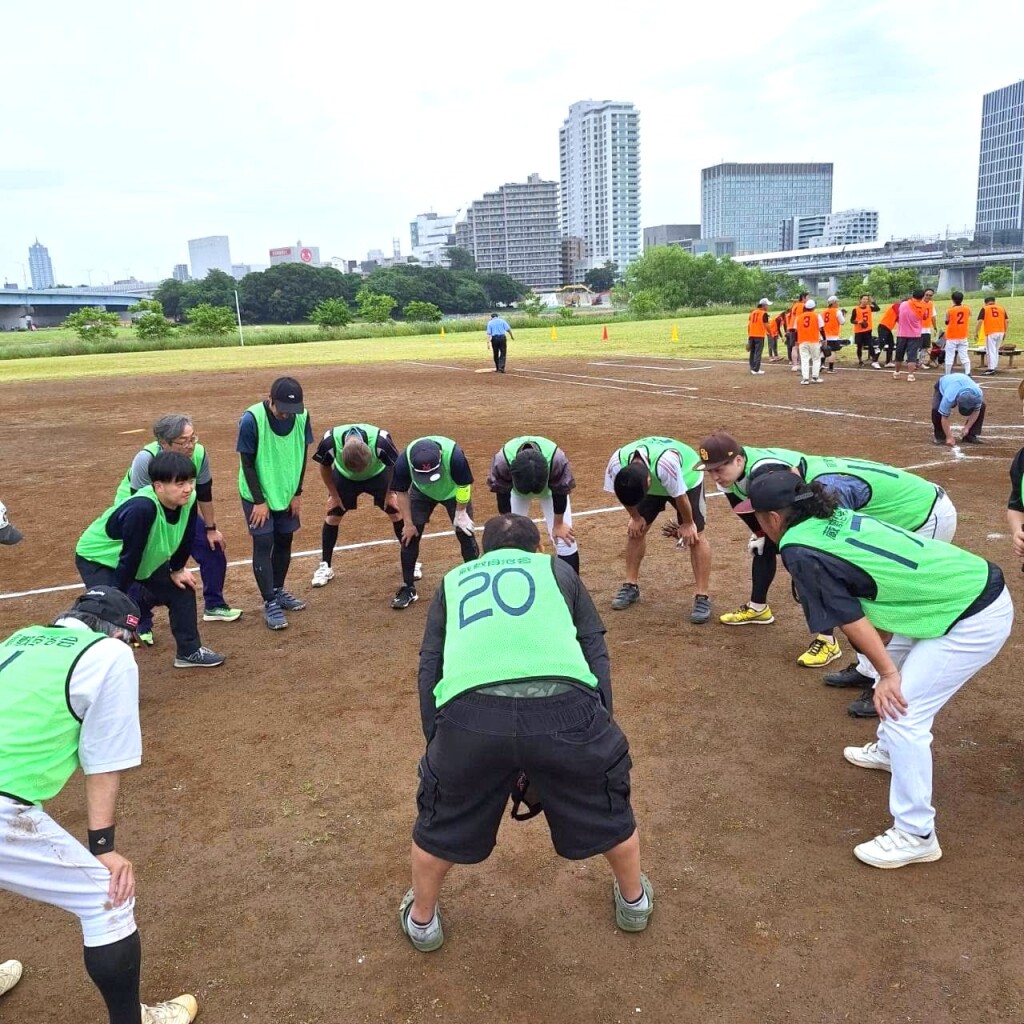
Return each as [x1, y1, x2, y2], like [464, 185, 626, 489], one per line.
[390, 436, 480, 609]
[75, 451, 225, 669]
[738, 472, 1012, 868]
[116, 413, 241, 646]
[604, 435, 712, 623]
[485, 313, 514, 374]
[237, 376, 313, 630]
[400, 514, 652, 951]
[0, 586, 199, 1022]
[976, 295, 1009, 375]
[488, 435, 580, 573]
[931, 372, 985, 446]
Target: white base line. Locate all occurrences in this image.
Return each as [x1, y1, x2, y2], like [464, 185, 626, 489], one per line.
[401, 360, 472, 371]
[514, 367, 710, 389]
[589, 361, 715, 372]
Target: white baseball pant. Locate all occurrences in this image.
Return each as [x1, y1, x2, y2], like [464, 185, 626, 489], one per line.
[873, 586, 1013, 836]
[798, 342, 822, 380]
[509, 492, 577, 557]
[985, 332, 1005, 370]
[0, 798, 137, 947]
[944, 340, 970, 374]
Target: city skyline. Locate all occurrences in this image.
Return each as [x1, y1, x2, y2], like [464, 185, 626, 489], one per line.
[3, 0, 1023, 285]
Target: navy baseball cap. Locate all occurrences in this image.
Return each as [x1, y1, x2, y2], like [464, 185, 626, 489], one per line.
[410, 440, 443, 482]
[734, 472, 814, 515]
[270, 376, 304, 414]
[72, 586, 141, 632]
[957, 392, 982, 414]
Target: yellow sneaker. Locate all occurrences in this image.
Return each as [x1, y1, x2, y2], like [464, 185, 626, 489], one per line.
[797, 635, 842, 667]
[719, 604, 774, 625]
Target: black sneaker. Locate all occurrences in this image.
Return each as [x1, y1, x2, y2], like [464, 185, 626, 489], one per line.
[391, 585, 418, 610]
[932, 438, 947, 446]
[173, 646, 226, 669]
[961, 436, 983, 445]
[847, 686, 879, 718]
[611, 583, 640, 610]
[823, 662, 873, 688]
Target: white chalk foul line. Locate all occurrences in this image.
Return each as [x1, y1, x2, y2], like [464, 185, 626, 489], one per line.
[589, 361, 716, 372]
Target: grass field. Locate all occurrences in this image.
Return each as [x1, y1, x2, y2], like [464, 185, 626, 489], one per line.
[3, 297, 1022, 382]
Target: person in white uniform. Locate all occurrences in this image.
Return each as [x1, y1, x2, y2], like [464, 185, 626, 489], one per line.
[0, 586, 199, 1024]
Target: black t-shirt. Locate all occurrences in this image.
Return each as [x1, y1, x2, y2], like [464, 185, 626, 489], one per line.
[1008, 448, 1024, 512]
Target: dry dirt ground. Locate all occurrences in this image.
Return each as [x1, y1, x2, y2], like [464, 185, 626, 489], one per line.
[2, 353, 1023, 1024]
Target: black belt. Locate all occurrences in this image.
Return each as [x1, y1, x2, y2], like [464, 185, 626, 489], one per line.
[0, 790, 32, 807]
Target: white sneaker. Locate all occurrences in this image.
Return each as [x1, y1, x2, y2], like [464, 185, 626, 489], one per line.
[414, 561, 423, 581]
[853, 827, 942, 869]
[801, 379, 810, 385]
[811, 377, 822, 383]
[141, 994, 199, 1024]
[871, 361, 882, 369]
[750, 369, 765, 375]
[0, 960, 23, 997]
[843, 741, 891, 772]
[311, 561, 334, 587]
[790, 365, 801, 372]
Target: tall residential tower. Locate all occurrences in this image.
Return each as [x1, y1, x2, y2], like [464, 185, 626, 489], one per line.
[976, 78, 1024, 246]
[28, 239, 55, 289]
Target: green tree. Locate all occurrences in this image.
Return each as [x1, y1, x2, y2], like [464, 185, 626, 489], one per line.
[356, 288, 397, 322]
[153, 278, 187, 319]
[628, 290, 662, 319]
[477, 272, 526, 307]
[980, 265, 1012, 291]
[309, 297, 353, 328]
[130, 299, 173, 339]
[186, 302, 236, 335]
[836, 273, 865, 299]
[519, 291, 546, 317]
[403, 300, 443, 322]
[63, 306, 121, 340]
[890, 268, 920, 297]
[864, 266, 894, 299]
[556, 304, 577, 321]
[584, 261, 618, 293]
[446, 246, 476, 272]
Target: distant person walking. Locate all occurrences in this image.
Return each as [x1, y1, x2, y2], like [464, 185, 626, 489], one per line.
[486, 314, 514, 374]
[976, 296, 1009, 374]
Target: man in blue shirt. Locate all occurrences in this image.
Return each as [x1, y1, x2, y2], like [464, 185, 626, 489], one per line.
[931, 373, 985, 446]
[485, 314, 514, 374]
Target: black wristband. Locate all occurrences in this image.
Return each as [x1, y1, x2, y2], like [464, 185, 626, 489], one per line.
[88, 826, 115, 855]
[204, 523, 217, 531]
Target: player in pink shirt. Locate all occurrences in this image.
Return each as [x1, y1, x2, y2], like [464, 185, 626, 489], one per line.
[893, 288, 926, 382]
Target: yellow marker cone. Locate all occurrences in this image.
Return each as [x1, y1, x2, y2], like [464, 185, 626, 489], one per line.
[551, 326, 558, 341]
[671, 324, 679, 341]
[440, 325, 445, 337]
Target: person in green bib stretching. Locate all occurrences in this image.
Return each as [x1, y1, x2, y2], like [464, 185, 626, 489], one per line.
[309, 423, 413, 589]
[75, 451, 225, 670]
[236, 377, 314, 630]
[737, 472, 1012, 869]
[400, 514, 652, 952]
[0, 585, 200, 1024]
[389, 436, 480, 610]
[604, 436, 713, 623]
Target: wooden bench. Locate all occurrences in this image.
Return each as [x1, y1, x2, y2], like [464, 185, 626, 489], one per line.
[971, 345, 1020, 368]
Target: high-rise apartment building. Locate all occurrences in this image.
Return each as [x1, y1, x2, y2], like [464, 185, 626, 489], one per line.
[701, 163, 833, 254]
[975, 79, 1024, 245]
[410, 212, 458, 265]
[643, 224, 700, 250]
[779, 214, 828, 250]
[455, 173, 561, 290]
[559, 100, 641, 280]
[172, 263, 190, 282]
[28, 239, 55, 289]
[187, 235, 232, 279]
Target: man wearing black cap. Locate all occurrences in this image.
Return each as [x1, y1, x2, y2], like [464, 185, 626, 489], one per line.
[737, 472, 1012, 869]
[389, 436, 479, 609]
[237, 377, 314, 630]
[0, 500, 22, 546]
[0, 586, 200, 1023]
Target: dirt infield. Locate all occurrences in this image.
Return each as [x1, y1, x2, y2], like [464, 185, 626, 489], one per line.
[2, 354, 1023, 1024]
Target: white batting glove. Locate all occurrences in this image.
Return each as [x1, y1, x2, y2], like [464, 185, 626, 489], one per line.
[747, 533, 765, 556]
[453, 509, 475, 536]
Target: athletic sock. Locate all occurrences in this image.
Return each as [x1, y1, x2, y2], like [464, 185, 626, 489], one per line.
[622, 889, 650, 911]
[84, 931, 142, 1024]
[747, 601, 767, 612]
[408, 908, 440, 940]
[321, 522, 339, 564]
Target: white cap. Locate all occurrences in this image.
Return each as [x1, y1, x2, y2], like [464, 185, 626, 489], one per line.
[804, 299, 816, 309]
[826, 295, 838, 304]
[758, 298, 771, 307]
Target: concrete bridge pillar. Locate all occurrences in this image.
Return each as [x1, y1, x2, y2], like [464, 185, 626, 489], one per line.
[937, 266, 979, 292]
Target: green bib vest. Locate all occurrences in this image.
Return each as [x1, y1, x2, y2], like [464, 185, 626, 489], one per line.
[406, 436, 458, 502]
[332, 424, 385, 481]
[433, 552, 598, 708]
[0, 627, 104, 804]
[238, 403, 309, 511]
[76, 487, 195, 581]
[728, 446, 805, 499]
[781, 507, 990, 638]
[115, 440, 206, 503]
[799, 455, 939, 533]
[619, 436, 701, 495]
[503, 435, 557, 498]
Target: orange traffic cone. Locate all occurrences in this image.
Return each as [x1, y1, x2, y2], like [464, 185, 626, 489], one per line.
[601, 325, 608, 341]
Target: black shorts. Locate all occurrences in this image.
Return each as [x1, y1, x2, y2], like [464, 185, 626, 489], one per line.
[636, 480, 706, 532]
[327, 467, 392, 517]
[895, 336, 922, 363]
[825, 339, 842, 352]
[876, 325, 895, 347]
[241, 499, 300, 537]
[413, 690, 636, 863]
[409, 489, 474, 529]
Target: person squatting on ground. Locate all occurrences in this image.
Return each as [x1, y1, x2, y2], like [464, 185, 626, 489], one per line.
[737, 472, 1013, 869]
[75, 451, 225, 669]
[604, 436, 712, 624]
[488, 435, 580, 573]
[694, 432, 841, 668]
[976, 295, 1009, 375]
[0, 586, 199, 1023]
[943, 292, 972, 374]
[931, 373, 985, 446]
[746, 298, 771, 374]
[309, 422, 422, 588]
[821, 296, 846, 373]
[794, 298, 825, 384]
[236, 376, 313, 630]
[389, 436, 480, 609]
[116, 414, 241, 646]
[485, 313, 514, 373]
[400, 513, 652, 952]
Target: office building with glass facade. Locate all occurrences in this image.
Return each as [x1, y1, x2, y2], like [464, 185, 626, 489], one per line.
[976, 79, 1024, 246]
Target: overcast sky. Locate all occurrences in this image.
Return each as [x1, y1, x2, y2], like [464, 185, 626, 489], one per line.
[3, 0, 1023, 286]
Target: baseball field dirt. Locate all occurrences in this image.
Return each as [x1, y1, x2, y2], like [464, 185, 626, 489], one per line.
[2, 354, 1023, 1024]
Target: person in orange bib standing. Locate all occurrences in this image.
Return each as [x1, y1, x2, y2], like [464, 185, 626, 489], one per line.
[943, 291, 972, 374]
[787, 292, 808, 371]
[795, 299, 825, 384]
[821, 296, 846, 373]
[746, 298, 771, 374]
[851, 294, 881, 368]
[919, 288, 938, 368]
[875, 300, 898, 368]
[976, 295, 1009, 374]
